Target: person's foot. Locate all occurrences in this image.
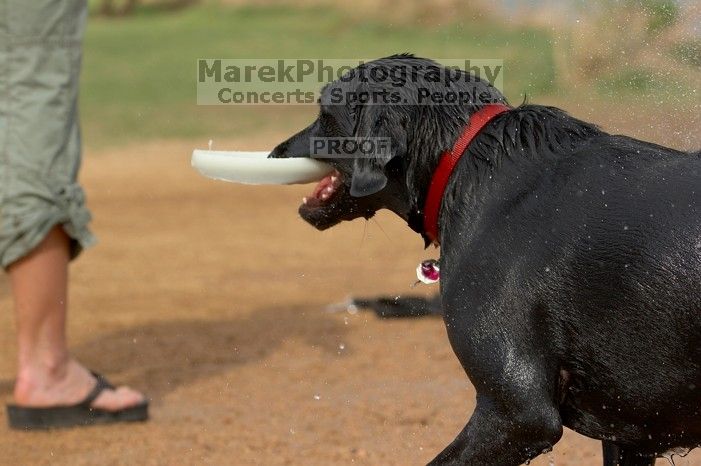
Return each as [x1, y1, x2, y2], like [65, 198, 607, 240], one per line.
[13, 358, 145, 411]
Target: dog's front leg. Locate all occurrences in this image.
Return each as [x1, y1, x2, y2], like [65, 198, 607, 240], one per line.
[428, 280, 563, 465]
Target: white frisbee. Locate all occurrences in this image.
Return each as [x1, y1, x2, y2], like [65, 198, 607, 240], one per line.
[191, 150, 333, 185]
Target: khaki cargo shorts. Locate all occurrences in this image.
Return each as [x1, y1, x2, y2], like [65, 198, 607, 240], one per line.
[0, 0, 95, 269]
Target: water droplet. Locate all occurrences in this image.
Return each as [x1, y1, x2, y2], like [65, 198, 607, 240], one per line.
[313, 394, 321, 400]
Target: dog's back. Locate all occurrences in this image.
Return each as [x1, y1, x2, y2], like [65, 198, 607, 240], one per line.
[452, 117, 701, 456]
[543, 135, 701, 454]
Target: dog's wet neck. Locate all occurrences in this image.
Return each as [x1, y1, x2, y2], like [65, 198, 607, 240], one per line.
[404, 104, 511, 247]
[403, 104, 605, 247]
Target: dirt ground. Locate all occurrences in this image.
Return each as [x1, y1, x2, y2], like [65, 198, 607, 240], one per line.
[0, 105, 699, 465]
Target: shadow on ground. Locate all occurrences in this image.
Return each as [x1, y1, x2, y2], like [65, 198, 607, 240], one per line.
[0, 304, 348, 401]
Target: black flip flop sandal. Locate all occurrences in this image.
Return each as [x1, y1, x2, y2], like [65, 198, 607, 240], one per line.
[6, 372, 148, 430]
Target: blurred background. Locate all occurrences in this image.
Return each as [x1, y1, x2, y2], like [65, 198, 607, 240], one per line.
[81, 0, 700, 149]
[0, 1, 699, 465]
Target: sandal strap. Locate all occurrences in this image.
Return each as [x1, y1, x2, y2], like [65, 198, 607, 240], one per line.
[78, 371, 116, 409]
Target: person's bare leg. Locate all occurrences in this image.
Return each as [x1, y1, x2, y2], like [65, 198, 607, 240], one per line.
[10, 225, 144, 411]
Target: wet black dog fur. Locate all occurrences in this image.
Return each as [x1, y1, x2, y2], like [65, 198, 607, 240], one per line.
[270, 55, 701, 466]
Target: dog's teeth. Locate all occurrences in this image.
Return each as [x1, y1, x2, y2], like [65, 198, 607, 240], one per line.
[302, 197, 308, 204]
[325, 186, 333, 193]
[321, 193, 329, 200]
[331, 176, 338, 183]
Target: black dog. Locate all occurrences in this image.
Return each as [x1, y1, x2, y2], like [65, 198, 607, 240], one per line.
[270, 55, 701, 465]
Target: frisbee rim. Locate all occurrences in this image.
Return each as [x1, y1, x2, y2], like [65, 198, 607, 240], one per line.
[191, 150, 333, 185]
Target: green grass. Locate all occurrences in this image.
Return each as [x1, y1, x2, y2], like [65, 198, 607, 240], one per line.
[597, 68, 661, 94]
[671, 39, 701, 68]
[80, 3, 555, 147]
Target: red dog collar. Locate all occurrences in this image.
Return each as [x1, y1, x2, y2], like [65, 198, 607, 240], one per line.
[423, 104, 510, 245]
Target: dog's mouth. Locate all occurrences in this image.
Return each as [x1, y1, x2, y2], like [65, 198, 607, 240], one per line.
[298, 165, 378, 230]
[296, 167, 380, 230]
[297, 169, 349, 229]
[301, 169, 344, 210]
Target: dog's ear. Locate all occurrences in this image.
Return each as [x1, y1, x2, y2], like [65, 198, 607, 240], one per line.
[350, 105, 406, 197]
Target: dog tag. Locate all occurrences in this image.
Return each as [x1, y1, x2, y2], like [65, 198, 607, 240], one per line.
[415, 259, 440, 285]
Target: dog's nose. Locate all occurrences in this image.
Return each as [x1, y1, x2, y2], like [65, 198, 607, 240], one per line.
[268, 120, 320, 159]
[268, 142, 288, 159]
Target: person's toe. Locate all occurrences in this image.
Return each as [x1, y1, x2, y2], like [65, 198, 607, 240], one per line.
[91, 385, 146, 412]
